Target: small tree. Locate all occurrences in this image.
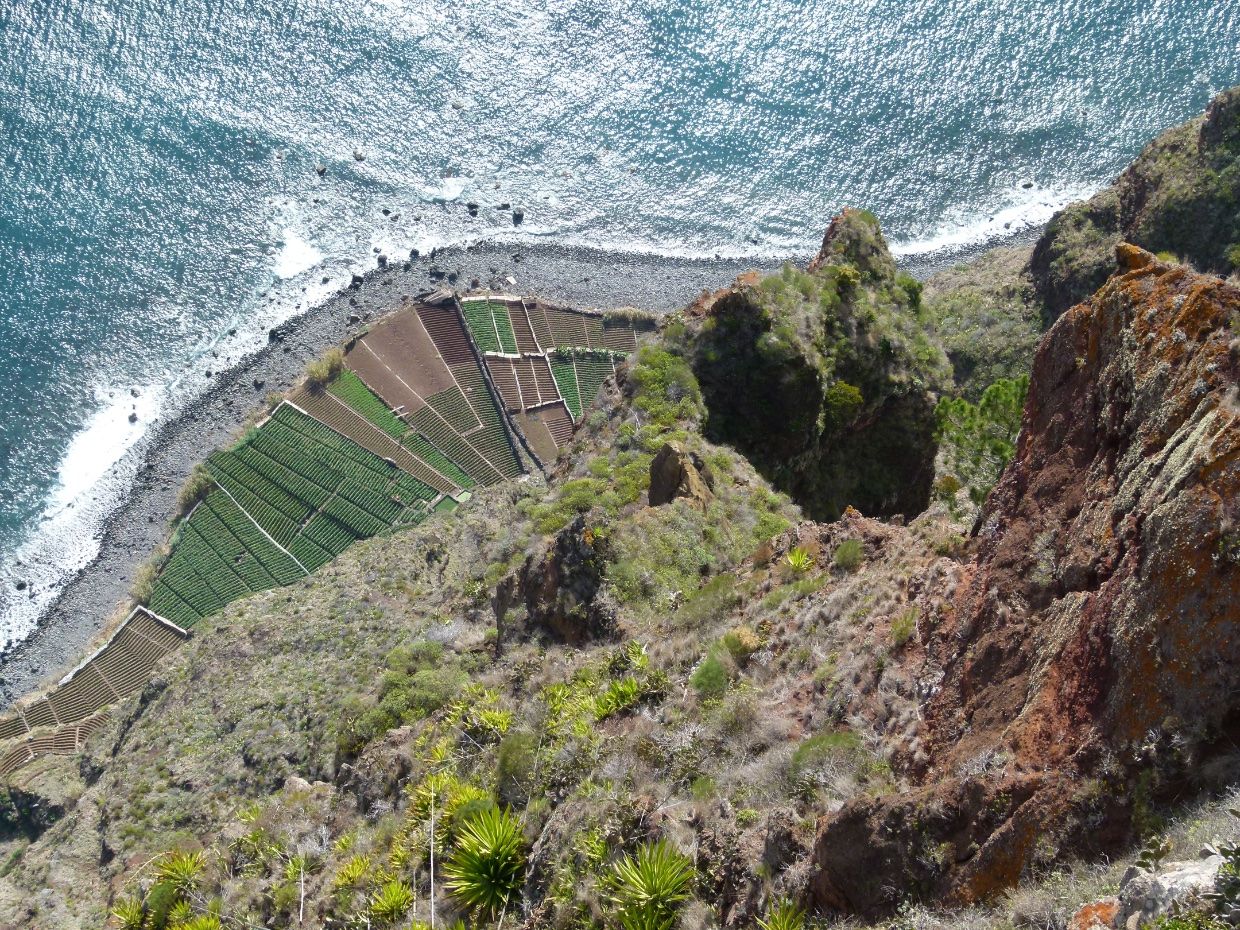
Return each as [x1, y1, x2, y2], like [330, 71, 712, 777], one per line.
[935, 375, 1028, 504]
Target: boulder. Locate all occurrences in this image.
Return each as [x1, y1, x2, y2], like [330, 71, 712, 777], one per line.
[1117, 857, 1223, 929]
[648, 441, 714, 508]
[1070, 898, 1120, 930]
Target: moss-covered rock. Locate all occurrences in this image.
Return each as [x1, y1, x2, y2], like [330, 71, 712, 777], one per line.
[690, 209, 951, 521]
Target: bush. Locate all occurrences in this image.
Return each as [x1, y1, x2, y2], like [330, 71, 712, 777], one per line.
[784, 546, 814, 574]
[495, 730, 538, 807]
[627, 345, 705, 430]
[758, 900, 807, 930]
[833, 539, 863, 571]
[689, 653, 730, 700]
[823, 380, 864, 431]
[176, 464, 213, 516]
[891, 607, 917, 647]
[130, 553, 164, 605]
[605, 840, 695, 930]
[720, 626, 761, 664]
[368, 881, 415, 926]
[336, 641, 467, 756]
[676, 575, 741, 627]
[305, 347, 345, 389]
[443, 806, 526, 917]
[936, 374, 1029, 504]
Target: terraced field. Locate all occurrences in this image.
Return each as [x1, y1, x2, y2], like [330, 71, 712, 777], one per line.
[0, 296, 649, 776]
[148, 403, 442, 628]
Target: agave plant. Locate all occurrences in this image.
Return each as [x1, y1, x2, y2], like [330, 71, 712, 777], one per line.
[784, 547, 814, 574]
[368, 879, 416, 926]
[443, 806, 526, 916]
[111, 898, 147, 930]
[171, 915, 222, 930]
[757, 899, 806, 930]
[605, 840, 695, 930]
[154, 850, 206, 897]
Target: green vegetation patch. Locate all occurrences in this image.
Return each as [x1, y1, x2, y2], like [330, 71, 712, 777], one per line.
[328, 368, 408, 439]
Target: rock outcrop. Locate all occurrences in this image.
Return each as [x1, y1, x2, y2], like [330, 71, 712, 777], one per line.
[648, 441, 714, 508]
[810, 246, 1240, 915]
[494, 515, 617, 645]
[690, 209, 950, 521]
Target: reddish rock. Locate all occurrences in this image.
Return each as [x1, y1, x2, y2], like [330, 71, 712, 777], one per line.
[1069, 898, 1120, 930]
[809, 246, 1240, 916]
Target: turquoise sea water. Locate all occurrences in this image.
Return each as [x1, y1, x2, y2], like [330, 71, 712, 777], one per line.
[0, 0, 1237, 650]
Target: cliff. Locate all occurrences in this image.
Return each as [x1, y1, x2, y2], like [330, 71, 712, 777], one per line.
[810, 246, 1240, 915]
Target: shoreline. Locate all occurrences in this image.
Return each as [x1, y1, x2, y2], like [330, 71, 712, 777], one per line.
[0, 230, 1039, 707]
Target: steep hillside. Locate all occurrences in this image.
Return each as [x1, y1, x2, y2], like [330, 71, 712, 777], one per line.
[811, 246, 1240, 916]
[923, 84, 1240, 398]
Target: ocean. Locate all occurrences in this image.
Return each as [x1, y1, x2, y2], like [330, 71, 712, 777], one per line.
[0, 0, 1237, 654]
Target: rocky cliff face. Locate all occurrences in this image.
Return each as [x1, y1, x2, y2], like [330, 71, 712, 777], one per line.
[1029, 87, 1240, 325]
[810, 246, 1240, 915]
[690, 209, 951, 521]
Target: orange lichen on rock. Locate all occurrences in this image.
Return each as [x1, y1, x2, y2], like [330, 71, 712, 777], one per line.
[808, 245, 1240, 918]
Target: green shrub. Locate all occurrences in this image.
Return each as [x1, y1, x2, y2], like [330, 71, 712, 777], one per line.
[833, 539, 863, 571]
[758, 900, 807, 930]
[628, 345, 705, 430]
[784, 546, 814, 574]
[337, 642, 467, 756]
[495, 730, 538, 807]
[891, 607, 917, 647]
[720, 626, 761, 664]
[111, 899, 146, 930]
[368, 880, 415, 926]
[130, 554, 163, 605]
[444, 806, 526, 917]
[1149, 912, 1231, 930]
[936, 374, 1029, 504]
[1227, 243, 1240, 270]
[790, 730, 862, 781]
[690, 775, 717, 801]
[823, 380, 864, 431]
[605, 840, 695, 930]
[176, 465, 213, 517]
[305, 347, 345, 389]
[689, 653, 730, 700]
[595, 677, 642, 721]
[676, 575, 741, 627]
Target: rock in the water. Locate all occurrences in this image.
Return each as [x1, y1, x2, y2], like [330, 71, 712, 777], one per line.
[353, 150, 365, 161]
[350, 273, 364, 288]
[252, 379, 264, 390]
[315, 164, 326, 176]
[512, 209, 524, 225]
[128, 412, 138, 423]
[377, 254, 387, 268]
[648, 441, 714, 509]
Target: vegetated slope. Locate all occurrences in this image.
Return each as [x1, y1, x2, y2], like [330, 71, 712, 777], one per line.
[1030, 87, 1240, 325]
[810, 246, 1240, 916]
[689, 208, 951, 521]
[923, 84, 1240, 398]
[0, 246, 1235, 930]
